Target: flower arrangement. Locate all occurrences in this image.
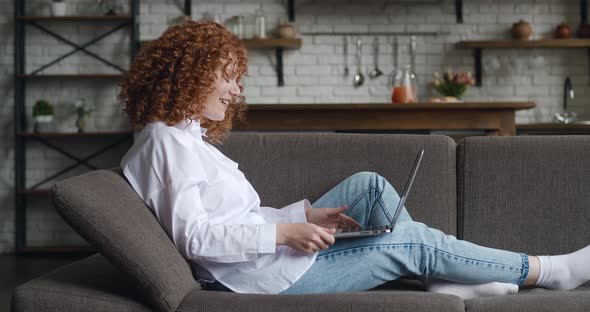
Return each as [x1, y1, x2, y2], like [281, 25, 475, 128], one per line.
[430, 69, 475, 99]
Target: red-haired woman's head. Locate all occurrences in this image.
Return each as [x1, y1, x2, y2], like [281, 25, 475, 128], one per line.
[118, 21, 248, 143]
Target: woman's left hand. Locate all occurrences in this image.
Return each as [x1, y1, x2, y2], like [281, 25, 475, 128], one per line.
[305, 205, 361, 229]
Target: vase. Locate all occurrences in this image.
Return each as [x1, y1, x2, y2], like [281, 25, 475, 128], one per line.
[51, 2, 66, 16]
[33, 115, 54, 133]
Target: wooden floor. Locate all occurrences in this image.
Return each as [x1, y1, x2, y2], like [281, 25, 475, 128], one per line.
[0, 254, 86, 312]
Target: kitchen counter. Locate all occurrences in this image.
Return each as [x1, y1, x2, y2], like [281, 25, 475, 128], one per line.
[517, 122, 590, 135]
[235, 102, 536, 136]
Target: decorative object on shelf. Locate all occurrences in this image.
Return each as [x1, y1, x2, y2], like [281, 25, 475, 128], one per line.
[226, 16, 245, 39]
[51, 0, 66, 16]
[32, 100, 55, 133]
[276, 22, 297, 39]
[391, 65, 418, 103]
[254, 8, 266, 39]
[429, 69, 475, 101]
[555, 22, 572, 39]
[577, 23, 590, 38]
[74, 98, 94, 133]
[511, 20, 533, 40]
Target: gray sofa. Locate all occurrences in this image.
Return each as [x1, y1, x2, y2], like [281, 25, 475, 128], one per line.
[11, 133, 590, 312]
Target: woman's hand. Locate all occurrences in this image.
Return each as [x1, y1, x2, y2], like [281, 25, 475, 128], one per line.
[276, 223, 336, 254]
[305, 205, 361, 229]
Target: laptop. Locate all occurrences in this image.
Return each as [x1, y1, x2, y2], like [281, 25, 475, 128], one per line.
[333, 149, 424, 238]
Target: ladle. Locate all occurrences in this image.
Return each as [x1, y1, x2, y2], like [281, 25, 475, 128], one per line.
[353, 39, 364, 87]
[369, 37, 383, 79]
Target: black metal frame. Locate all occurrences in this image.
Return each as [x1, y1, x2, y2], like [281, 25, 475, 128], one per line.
[13, 0, 139, 254]
[26, 135, 133, 190]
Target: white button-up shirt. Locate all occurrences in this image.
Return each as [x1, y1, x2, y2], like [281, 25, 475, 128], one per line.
[120, 120, 316, 294]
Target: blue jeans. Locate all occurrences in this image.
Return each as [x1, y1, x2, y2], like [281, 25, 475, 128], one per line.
[281, 172, 529, 294]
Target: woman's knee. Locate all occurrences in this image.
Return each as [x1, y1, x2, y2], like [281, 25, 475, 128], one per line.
[347, 171, 384, 189]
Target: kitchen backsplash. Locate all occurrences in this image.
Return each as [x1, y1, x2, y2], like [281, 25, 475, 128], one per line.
[0, 0, 588, 252]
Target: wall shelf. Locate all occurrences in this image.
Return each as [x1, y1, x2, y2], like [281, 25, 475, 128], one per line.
[16, 15, 132, 22]
[456, 39, 590, 86]
[19, 131, 134, 138]
[141, 37, 302, 87]
[17, 74, 124, 79]
[14, 0, 139, 254]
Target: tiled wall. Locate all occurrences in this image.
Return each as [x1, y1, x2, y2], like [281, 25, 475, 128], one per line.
[0, 0, 588, 252]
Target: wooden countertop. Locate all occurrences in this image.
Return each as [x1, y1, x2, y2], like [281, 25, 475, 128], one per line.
[517, 122, 590, 129]
[246, 102, 536, 111]
[237, 102, 536, 136]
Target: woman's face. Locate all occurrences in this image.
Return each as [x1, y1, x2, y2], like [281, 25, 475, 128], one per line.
[202, 63, 241, 121]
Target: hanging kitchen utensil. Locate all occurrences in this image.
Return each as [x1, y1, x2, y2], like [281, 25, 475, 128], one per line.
[353, 39, 365, 87]
[369, 37, 384, 79]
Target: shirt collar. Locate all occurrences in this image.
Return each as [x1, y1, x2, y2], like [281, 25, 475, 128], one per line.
[174, 119, 208, 139]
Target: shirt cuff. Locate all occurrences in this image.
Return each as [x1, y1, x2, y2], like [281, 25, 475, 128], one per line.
[258, 223, 276, 254]
[281, 199, 310, 223]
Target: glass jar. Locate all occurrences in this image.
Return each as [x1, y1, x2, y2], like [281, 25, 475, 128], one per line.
[254, 8, 266, 38]
[391, 65, 418, 103]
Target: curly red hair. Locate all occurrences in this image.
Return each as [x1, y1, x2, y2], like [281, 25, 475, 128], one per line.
[118, 21, 248, 143]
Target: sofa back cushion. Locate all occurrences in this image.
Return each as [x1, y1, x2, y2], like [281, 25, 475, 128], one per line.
[52, 168, 198, 312]
[457, 136, 590, 255]
[218, 133, 457, 234]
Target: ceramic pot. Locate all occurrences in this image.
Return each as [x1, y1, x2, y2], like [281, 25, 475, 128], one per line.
[277, 23, 296, 39]
[512, 20, 533, 40]
[555, 22, 571, 39]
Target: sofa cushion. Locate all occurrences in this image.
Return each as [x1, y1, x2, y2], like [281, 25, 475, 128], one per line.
[51, 169, 199, 312]
[457, 136, 590, 255]
[178, 290, 465, 312]
[219, 133, 457, 234]
[12, 254, 151, 312]
[464, 285, 590, 312]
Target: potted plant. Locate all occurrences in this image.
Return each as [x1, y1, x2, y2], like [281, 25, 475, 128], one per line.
[32, 99, 54, 133]
[429, 69, 475, 102]
[51, 0, 66, 16]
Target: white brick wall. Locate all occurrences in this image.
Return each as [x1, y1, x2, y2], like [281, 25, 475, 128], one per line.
[0, 0, 589, 253]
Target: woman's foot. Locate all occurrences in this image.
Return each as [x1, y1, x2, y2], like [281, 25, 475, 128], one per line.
[536, 245, 590, 290]
[426, 279, 518, 300]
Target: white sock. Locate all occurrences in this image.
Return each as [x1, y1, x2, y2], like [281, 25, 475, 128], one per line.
[536, 245, 590, 290]
[426, 280, 518, 300]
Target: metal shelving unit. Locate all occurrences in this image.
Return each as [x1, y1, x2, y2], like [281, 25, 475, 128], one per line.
[13, 0, 139, 254]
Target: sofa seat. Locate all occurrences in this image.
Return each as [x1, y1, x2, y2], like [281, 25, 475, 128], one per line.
[464, 285, 590, 312]
[13, 254, 466, 312]
[11, 254, 152, 312]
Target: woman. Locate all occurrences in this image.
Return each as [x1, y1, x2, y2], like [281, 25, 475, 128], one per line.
[118, 21, 590, 298]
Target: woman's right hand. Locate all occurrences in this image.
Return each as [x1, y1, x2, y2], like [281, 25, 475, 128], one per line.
[276, 223, 336, 254]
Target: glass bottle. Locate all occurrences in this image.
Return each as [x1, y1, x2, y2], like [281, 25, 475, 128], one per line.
[391, 65, 418, 103]
[255, 8, 266, 38]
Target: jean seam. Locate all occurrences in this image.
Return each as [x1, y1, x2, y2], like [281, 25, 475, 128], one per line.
[347, 187, 393, 222]
[317, 243, 522, 271]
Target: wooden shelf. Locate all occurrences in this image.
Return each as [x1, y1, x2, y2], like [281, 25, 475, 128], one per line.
[140, 37, 302, 86]
[18, 74, 124, 79]
[457, 39, 590, 49]
[456, 38, 590, 86]
[16, 15, 132, 22]
[19, 131, 134, 138]
[242, 38, 302, 49]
